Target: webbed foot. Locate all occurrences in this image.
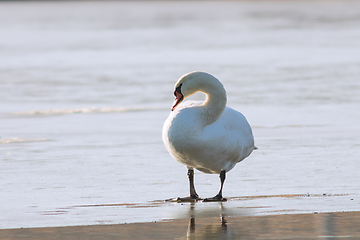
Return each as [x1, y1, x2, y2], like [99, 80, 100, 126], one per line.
[177, 195, 202, 202]
[203, 194, 227, 202]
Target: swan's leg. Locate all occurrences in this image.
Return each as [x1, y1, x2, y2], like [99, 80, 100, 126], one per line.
[188, 169, 199, 199]
[203, 170, 227, 202]
[177, 168, 202, 202]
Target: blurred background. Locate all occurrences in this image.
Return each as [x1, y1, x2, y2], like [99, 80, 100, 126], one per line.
[1, 0, 360, 229]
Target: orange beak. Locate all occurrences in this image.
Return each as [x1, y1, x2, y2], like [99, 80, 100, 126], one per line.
[171, 91, 184, 111]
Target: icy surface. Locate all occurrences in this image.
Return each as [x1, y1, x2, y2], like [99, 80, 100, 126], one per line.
[1, 0, 360, 229]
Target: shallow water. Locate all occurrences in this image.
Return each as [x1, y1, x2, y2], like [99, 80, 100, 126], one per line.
[1, 0, 360, 229]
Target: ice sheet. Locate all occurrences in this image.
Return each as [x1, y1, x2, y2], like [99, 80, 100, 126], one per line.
[1, 0, 359, 229]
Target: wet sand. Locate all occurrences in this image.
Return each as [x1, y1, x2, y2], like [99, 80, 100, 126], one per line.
[1, 211, 360, 240]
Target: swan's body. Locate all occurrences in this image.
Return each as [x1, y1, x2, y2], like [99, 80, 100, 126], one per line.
[162, 71, 255, 201]
[163, 101, 254, 174]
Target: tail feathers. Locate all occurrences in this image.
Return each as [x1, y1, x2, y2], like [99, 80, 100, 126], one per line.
[253, 146, 258, 150]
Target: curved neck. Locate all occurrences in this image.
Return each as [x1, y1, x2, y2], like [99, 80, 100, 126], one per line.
[199, 82, 227, 126]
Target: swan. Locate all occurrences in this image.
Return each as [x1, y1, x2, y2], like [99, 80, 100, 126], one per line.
[162, 71, 256, 202]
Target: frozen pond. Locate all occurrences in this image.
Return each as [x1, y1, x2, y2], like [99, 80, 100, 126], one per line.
[1, 0, 360, 229]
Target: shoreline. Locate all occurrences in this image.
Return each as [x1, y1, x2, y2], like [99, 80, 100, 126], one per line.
[1, 211, 360, 239]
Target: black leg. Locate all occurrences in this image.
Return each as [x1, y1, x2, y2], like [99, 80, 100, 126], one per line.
[177, 169, 201, 202]
[203, 170, 227, 202]
[188, 169, 200, 199]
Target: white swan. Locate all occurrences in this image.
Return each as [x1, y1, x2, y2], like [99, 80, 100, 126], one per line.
[162, 71, 256, 201]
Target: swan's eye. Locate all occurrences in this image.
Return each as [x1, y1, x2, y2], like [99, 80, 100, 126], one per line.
[174, 83, 183, 96]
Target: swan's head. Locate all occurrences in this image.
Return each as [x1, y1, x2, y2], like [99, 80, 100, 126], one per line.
[171, 71, 221, 111]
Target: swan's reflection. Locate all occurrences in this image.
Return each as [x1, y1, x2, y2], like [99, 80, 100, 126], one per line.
[180, 203, 236, 240]
[174, 203, 360, 239]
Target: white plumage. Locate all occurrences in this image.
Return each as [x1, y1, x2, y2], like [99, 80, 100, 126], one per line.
[162, 71, 255, 201]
